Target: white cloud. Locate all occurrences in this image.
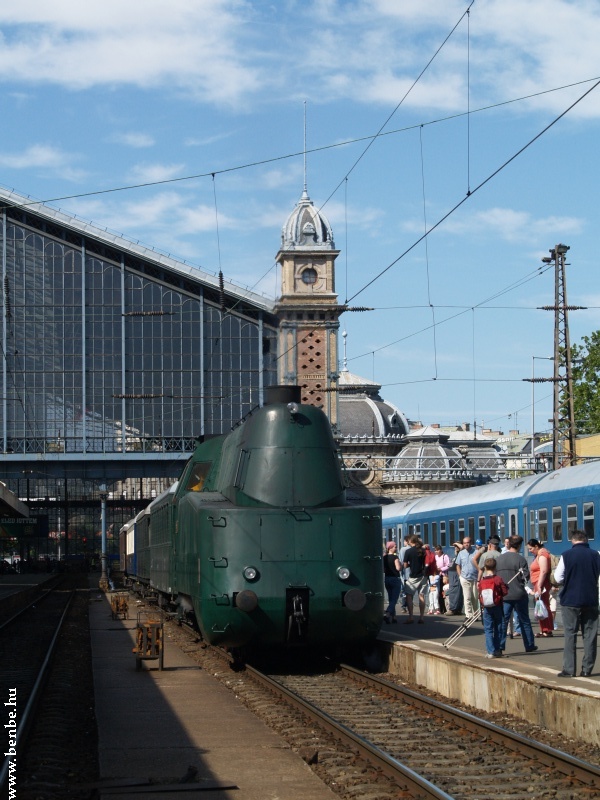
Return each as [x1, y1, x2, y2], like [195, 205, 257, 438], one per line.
[0, 1, 264, 107]
[111, 132, 155, 148]
[126, 163, 186, 185]
[403, 207, 585, 243]
[1, 1, 600, 115]
[0, 144, 86, 180]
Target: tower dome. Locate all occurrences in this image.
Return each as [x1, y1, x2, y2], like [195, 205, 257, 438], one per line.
[281, 189, 334, 251]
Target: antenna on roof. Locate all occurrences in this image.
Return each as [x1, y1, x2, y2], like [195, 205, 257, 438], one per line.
[303, 100, 308, 197]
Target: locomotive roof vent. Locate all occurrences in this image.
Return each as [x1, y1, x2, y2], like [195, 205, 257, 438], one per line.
[264, 385, 301, 406]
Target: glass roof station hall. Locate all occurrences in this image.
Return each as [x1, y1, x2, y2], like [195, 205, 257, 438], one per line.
[0, 186, 278, 565]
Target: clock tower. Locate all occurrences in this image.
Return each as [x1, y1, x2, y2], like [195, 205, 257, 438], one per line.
[274, 189, 341, 427]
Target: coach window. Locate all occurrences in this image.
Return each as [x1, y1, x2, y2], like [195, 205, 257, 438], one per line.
[529, 510, 536, 538]
[538, 508, 548, 542]
[583, 502, 595, 539]
[408, 524, 414, 537]
[567, 504, 578, 539]
[490, 515, 497, 537]
[478, 516, 486, 540]
[440, 521, 446, 547]
[458, 519, 465, 539]
[449, 520, 455, 542]
[415, 523, 421, 536]
[468, 517, 475, 538]
[552, 506, 562, 542]
[498, 513, 505, 538]
[432, 522, 438, 546]
[423, 523, 429, 543]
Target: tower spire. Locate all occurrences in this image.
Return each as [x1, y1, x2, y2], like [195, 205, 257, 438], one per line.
[303, 100, 308, 199]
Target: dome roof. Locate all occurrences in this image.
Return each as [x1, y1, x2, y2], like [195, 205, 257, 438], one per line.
[281, 189, 334, 251]
[337, 368, 409, 439]
[386, 442, 464, 477]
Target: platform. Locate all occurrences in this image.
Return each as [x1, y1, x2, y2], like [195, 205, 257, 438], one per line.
[89, 588, 337, 800]
[377, 607, 600, 746]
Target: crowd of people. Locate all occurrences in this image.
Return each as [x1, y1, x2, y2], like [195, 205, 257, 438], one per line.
[383, 530, 600, 678]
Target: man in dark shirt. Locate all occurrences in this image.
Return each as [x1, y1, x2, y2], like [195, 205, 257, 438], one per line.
[495, 535, 537, 654]
[554, 530, 600, 678]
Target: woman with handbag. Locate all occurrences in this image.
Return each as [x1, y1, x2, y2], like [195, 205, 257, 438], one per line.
[527, 538, 554, 637]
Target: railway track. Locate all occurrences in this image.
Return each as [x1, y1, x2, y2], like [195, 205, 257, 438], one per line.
[0, 579, 74, 793]
[252, 664, 600, 800]
[161, 605, 600, 800]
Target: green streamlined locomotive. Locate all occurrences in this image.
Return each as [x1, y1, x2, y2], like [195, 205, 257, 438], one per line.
[121, 386, 383, 651]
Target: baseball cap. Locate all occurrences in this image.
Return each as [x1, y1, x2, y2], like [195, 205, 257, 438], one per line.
[475, 539, 484, 546]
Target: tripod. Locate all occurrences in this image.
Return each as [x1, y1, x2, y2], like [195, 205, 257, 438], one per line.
[443, 567, 526, 649]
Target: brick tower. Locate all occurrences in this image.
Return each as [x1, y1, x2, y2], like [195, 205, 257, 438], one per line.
[274, 189, 341, 427]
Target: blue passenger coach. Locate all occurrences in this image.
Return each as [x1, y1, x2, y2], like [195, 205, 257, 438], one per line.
[382, 461, 600, 556]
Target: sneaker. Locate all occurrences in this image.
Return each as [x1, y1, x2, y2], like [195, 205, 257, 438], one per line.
[485, 653, 495, 658]
[525, 646, 538, 653]
[579, 671, 592, 677]
[557, 671, 574, 677]
[492, 651, 503, 658]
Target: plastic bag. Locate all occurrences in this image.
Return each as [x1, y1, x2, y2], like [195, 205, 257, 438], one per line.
[534, 598, 548, 619]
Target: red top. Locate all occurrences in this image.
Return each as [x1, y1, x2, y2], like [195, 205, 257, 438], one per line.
[530, 547, 551, 592]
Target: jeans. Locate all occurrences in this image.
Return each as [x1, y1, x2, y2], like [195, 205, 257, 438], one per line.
[500, 595, 535, 651]
[483, 605, 504, 654]
[384, 576, 402, 618]
[561, 605, 599, 675]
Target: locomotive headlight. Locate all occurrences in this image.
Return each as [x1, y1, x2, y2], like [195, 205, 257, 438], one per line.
[337, 566, 351, 581]
[243, 565, 259, 581]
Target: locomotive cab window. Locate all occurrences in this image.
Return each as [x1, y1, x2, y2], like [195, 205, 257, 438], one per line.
[185, 461, 212, 492]
[584, 502, 595, 539]
[567, 504, 578, 539]
[552, 506, 562, 542]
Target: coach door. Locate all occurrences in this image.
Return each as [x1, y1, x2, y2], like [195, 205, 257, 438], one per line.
[508, 508, 519, 537]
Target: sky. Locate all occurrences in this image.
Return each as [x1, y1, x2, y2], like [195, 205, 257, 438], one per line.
[1, 0, 600, 437]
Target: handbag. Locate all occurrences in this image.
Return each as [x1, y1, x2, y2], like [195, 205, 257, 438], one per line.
[534, 598, 548, 619]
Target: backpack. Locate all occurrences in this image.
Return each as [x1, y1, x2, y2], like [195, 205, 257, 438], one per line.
[478, 575, 505, 608]
[549, 552, 561, 586]
[424, 549, 437, 576]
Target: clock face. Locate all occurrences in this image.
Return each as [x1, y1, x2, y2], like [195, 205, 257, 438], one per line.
[301, 267, 318, 285]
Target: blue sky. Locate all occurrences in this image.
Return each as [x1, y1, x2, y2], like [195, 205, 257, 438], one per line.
[1, 0, 600, 435]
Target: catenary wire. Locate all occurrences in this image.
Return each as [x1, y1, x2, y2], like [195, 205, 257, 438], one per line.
[345, 77, 600, 304]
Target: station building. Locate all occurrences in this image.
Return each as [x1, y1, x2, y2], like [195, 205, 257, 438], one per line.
[0, 186, 278, 564]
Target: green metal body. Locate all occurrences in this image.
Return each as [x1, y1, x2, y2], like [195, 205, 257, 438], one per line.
[141, 396, 384, 649]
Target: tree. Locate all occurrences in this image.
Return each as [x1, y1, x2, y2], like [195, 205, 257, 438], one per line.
[570, 331, 600, 435]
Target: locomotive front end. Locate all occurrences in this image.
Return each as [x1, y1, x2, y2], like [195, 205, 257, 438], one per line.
[178, 386, 383, 650]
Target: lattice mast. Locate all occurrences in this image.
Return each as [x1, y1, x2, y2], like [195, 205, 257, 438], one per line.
[540, 244, 580, 469]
